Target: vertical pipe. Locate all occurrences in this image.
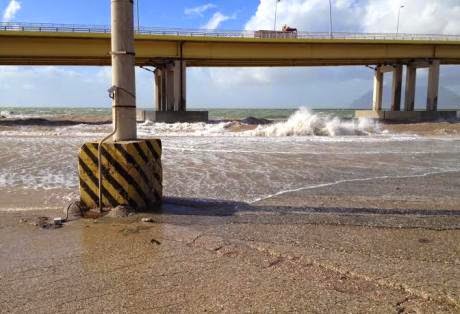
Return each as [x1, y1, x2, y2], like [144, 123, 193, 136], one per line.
[396, 4, 404, 35]
[273, 0, 278, 31]
[136, 0, 140, 32]
[329, 0, 333, 38]
[111, 0, 137, 141]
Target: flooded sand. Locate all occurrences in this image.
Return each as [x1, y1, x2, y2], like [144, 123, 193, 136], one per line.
[0, 109, 459, 312]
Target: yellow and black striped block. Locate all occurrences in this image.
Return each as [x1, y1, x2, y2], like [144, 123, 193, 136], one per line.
[78, 139, 162, 210]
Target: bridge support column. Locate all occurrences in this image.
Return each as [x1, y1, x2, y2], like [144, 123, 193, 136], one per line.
[372, 66, 383, 111]
[155, 61, 186, 112]
[143, 60, 207, 123]
[427, 60, 440, 111]
[404, 65, 417, 111]
[391, 65, 403, 111]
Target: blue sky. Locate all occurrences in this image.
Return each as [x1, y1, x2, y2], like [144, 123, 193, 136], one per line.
[1, 0, 460, 109]
[0, 0, 257, 29]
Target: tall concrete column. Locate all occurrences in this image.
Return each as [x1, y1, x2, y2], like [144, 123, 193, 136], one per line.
[165, 67, 175, 111]
[172, 61, 181, 111]
[154, 69, 162, 111]
[372, 66, 383, 111]
[154, 61, 187, 112]
[404, 65, 417, 111]
[180, 61, 187, 111]
[111, 0, 137, 141]
[160, 70, 167, 111]
[391, 65, 403, 111]
[427, 60, 440, 111]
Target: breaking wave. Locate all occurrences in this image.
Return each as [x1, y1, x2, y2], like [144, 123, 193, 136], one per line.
[139, 107, 381, 137]
[0, 110, 15, 118]
[249, 107, 380, 136]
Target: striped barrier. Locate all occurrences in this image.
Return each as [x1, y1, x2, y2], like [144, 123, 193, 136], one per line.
[78, 139, 162, 210]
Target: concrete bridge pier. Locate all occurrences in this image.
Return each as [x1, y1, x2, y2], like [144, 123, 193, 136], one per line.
[427, 60, 440, 111]
[404, 64, 417, 111]
[357, 59, 455, 121]
[154, 61, 186, 112]
[372, 66, 383, 111]
[137, 61, 208, 123]
[391, 65, 403, 111]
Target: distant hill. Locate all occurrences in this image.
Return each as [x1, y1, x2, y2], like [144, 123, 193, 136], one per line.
[349, 86, 460, 110]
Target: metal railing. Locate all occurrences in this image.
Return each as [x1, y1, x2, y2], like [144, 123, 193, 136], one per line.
[1, 22, 460, 42]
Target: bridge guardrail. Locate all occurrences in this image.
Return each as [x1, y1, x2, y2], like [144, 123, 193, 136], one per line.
[1, 22, 460, 42]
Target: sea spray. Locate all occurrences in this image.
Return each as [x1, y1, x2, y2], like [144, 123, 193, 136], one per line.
[138, 108, 381, 137]
[249, 107, 381, 136]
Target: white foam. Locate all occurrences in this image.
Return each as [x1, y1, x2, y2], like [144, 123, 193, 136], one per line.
[136, 107, 383, 138]
[250, 169, 460, 204]
[0, 110, 47, 119]
[138, 120, 234, 137]
[0, 110, 15, 118]
[248, 107, 381, 137]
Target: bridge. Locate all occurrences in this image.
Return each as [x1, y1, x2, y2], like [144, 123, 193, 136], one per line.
[1, 22, 460, 121]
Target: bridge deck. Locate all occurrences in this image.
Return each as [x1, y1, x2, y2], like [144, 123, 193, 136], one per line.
[1, 23, 460, 67]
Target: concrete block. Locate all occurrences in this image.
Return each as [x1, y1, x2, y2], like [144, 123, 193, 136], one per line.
[355, 110, 384, 119]
[78, 139, 162, 210]
[355, 110, 458, 122]
[137, 110, 209, 123]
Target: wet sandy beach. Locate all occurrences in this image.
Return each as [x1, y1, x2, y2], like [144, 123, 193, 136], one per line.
[0, 114, 459, 312]
[1, 182, 459, 313]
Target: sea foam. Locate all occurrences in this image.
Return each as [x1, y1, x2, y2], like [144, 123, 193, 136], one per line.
[249, 107, 380, 137]
[138, 107, 381, 137]
[137, 107, 381, 137]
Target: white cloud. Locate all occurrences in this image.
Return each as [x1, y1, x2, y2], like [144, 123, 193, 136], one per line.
[184, 3, 217, 17]
[363, 0, 460, 34]
[244, 0, 460, 35]
[0, 66, 154, 108]
[2, 0, 21, 22]
[202, 12, 235, 30]
[245, 0, 363, 32]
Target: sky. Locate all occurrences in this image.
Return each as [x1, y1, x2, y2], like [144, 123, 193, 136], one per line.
[0, 0, 460, 109]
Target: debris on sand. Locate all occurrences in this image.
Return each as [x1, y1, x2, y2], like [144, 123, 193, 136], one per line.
[34, 216, 63, 229]
[107, 205, 135, 218]
[150, 239, 161, 245]
[141, 217, 155, 223]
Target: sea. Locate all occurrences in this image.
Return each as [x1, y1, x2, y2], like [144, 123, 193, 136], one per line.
[1, 106, 459, 212]
[0, 107, 355, 120]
